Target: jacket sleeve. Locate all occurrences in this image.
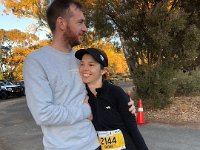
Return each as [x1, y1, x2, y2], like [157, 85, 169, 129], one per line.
[23, 56, 91, 126]
[114, 86, 149, 150]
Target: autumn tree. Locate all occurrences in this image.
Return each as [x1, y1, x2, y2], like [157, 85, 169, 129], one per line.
[1, 0, 50, 80]
[3, 0, 49, 34]
[0, 29, 48, 80]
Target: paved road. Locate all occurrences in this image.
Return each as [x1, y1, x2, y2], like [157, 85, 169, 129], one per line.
[0, 97, 199, 150]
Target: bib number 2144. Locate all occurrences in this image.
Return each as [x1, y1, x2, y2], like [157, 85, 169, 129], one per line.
[97, 129, 126, 150]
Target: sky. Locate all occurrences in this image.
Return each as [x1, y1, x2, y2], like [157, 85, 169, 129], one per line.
[0, 4, 47, 40]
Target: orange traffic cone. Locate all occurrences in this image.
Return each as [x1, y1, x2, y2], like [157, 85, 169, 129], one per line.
[136, 99, 145, 125]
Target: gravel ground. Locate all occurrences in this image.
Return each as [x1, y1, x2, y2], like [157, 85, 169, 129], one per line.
[145, 96, 200, 128]
[118, 81, 200, 128]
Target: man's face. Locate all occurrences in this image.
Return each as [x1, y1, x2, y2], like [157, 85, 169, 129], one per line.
[63, 5, 87, 47]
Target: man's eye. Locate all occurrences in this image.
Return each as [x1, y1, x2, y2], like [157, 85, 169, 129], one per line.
[78, 20, 85, 24]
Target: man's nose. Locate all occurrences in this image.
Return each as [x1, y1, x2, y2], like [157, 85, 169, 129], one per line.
[82, 24, 87, 33]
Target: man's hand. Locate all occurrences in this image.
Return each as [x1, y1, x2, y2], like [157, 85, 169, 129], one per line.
[128, 100, 136, 115]
[83, 95, 89, 104]
[83, 96, 93, 120]
[127, 91, 136, 116]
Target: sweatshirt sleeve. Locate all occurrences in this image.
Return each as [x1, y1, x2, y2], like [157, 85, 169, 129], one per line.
[23, 56, 91, 126]
[114, 86, 149, 150]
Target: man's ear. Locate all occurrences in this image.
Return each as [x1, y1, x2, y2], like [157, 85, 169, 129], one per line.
[56, 17, 67, 31]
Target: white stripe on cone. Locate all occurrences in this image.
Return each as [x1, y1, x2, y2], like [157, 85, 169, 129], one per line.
[138, 108, 143, 112]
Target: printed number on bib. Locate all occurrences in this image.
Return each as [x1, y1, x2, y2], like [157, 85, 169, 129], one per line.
[97, 129, 126, 150]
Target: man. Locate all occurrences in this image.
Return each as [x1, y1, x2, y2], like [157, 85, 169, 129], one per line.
[23, 0, 135, 150]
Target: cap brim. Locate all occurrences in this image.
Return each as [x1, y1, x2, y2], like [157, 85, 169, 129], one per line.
[75, 49, 89, 60]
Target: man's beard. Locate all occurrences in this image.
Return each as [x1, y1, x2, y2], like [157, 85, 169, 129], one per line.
[63, 27, 81, 47]
[70, 38, 80, 47]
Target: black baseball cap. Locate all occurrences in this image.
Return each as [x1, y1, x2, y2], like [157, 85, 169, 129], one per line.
[75, 48, 108, 67]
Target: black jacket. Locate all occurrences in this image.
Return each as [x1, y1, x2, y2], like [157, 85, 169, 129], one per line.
[87, 80, 148, 150]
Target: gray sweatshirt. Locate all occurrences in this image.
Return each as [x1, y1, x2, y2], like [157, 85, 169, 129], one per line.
[23, 46, 99, 150]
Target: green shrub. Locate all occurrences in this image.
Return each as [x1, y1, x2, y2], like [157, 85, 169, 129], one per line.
[175, 68, 200, 96]
[132, 65, 176, 109]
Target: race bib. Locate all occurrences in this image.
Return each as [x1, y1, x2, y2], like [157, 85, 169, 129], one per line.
[97, 129, 126, 150]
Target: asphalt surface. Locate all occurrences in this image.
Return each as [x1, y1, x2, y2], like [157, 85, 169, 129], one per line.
[0, 97, 200, 150]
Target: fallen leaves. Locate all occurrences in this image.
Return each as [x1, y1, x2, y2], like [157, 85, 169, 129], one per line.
[145, 96, 200, 126]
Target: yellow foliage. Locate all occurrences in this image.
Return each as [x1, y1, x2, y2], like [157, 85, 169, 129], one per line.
[81, 0, 96, 9]
[3, 0, 47, 19]
[0, 72, 4, 80]
[105, 49, 128, 75]
[0, 29, 5, 40]
[3, 38, 49, 80]
[13, 63, 23, 80]
[4, 29, 39, 43]
[37, 40, 49, 47]
[5, 47, 35, 80]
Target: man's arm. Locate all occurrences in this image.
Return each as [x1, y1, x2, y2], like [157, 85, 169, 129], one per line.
[83, 96, 93, 120]
[23, 56, 91, 126]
